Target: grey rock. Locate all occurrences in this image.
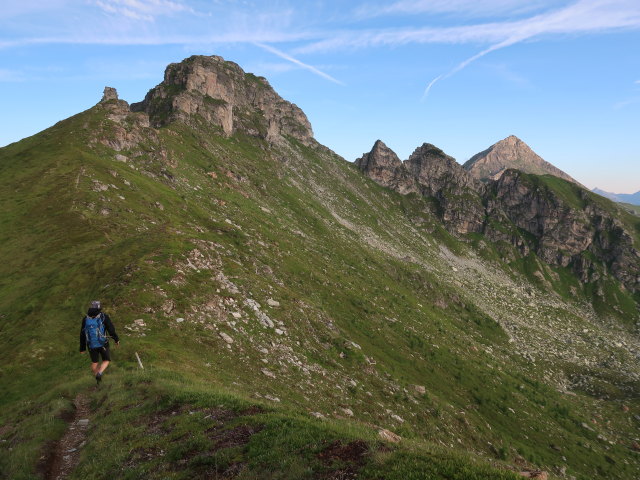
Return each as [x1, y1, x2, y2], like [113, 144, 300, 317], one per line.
[101, 86, 119, 102]
[355, 140, 418, 195]
[219, 332, 234, 344]
[464, 135, 582, 186]
[131, 55, 313, 145]
[405, 143, 485, 234]
[261, 368, 275, 378]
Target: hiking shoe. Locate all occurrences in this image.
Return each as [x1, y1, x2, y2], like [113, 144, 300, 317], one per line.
[96, 372, 102, 384]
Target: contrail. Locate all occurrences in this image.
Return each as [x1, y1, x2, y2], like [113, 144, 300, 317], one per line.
[421, 74, 443, 101]
[254, 42, 345, 85]
[421, 36, 518, 101]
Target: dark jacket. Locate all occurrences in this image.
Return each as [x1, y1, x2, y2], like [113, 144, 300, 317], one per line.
[80, 308, 119, 351]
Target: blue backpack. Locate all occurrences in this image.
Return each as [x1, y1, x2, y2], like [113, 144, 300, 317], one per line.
[85, 314, 108, 349]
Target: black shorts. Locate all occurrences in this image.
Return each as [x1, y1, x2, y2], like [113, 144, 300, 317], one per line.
[89, 345, 111, 363]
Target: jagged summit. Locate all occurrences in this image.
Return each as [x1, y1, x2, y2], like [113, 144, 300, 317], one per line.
[356, 141, 484, 233]
[404, 143, 485, 234]
[463, 135, 581, 185]
[130, 55, 313, 144]
[405, 143, 479, 194]
[354, 138, 639, 291]
[354, 140, 418, 195]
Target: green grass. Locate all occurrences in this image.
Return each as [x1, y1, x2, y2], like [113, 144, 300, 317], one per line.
[0, 99, 638, 480]
[620, 202, 640, 215]
[1, 366, 526, 480]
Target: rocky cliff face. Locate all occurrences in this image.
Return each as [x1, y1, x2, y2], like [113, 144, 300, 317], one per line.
[490, 170, 640, 292]
[356, 141, 639, 293]
[354, 140, 418, 195]
[464, 135, 581, 185]
[405, 144, 485, 234]
[94, 86, 162, 160]
[131, 55, 313, 145]
[405, 143, 481, 196]
[356, 141, 485, 234]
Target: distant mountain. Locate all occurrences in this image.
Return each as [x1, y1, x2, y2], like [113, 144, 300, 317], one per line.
[463, 135, 582, 186]
[357, 139, 640, 292]
[593, 187, 640, 206]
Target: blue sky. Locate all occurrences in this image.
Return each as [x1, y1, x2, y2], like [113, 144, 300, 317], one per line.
[1, 0, 639, 193]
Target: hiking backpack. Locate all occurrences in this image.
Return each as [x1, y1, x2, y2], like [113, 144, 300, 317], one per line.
[85, 314, 108, 349]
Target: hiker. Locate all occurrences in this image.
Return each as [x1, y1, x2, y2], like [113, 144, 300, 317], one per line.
[79, 300, 119, 383]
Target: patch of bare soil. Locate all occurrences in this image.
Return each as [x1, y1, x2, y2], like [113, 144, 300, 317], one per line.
[316, 440, 370, 480]
[206, 423, 264, 450]
[123, 405, 264, 477]
[38, 394, 91, 480]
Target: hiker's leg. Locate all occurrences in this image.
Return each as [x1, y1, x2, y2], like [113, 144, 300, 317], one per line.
[89, 349, 100, 375]
[97, 346, 111, 374]
[98, 360, 110, 374]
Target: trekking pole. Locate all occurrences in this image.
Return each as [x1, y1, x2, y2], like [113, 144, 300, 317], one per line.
[135, 351, 144, 370]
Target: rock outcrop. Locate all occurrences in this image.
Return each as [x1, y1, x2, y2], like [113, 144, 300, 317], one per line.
[354, 140, 418, 195]
[489, 170, 640, 292]
[131, 55, 313, 145]
[405, 144, 485, 234]
[101, 86, 119, 103]
[355, 140, 640, 292]
[464, 135, 581, 186]
[93, 87, 158, 154]
[356, 141, 485, 233]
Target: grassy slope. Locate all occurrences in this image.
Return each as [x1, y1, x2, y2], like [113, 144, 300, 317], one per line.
[620, 203, 640, 215]
[0, 105, 638, 479]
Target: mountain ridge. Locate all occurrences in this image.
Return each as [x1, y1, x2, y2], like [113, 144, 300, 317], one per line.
[1, 54, 639, 480]
[593, 187, 640, 206]
[357, 140, 640, 294]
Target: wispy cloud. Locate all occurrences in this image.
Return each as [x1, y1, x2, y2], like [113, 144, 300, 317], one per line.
[0, 1, 314, 50]
[614, 96, 640, 109]
[254, 43, 344, 85]
[2, 0, 639, 93]
[250, 62, 298, 74]
[357, 0, 561, 19]
[94, 0, 194, 22]
[0, 68, 26, 82]
[301, 0, 640, 55]
[419, 0, 640, 98]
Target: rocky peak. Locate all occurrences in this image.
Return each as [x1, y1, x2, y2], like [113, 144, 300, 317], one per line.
[404, 143, 485, 234]
[356, 141, 484, 234]
[354, 140, 397, 172]
[131, 55, 313, 144]
[101, 86, 119, 103]
[405, 143, 480, 195]
[464, 135, 581, 185]
[355, 140, 418, 194]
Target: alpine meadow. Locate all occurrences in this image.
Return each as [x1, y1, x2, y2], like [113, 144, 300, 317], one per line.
[1, 55, 639, 480]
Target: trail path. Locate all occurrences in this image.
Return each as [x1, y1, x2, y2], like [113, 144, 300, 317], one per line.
[43, 394, 91, 480]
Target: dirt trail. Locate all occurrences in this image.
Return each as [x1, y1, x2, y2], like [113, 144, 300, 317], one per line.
[41, 394, 91, 480]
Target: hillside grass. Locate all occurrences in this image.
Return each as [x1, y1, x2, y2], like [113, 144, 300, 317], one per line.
[1, 365, 525, 480]
[1, 105, 639, 479]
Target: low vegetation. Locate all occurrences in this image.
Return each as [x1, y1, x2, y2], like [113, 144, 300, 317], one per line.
[1, 92, 638, 480]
